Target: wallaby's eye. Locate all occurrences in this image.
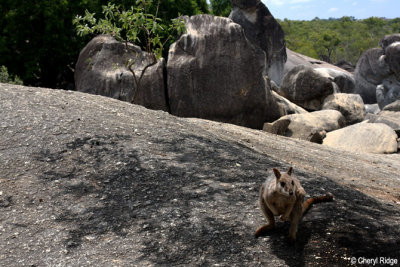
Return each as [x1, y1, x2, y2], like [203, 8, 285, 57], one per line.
[291, 181, 294, 185]
[280, 182, 286, 187]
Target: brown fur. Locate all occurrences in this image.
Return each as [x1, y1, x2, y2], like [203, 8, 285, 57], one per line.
[255, 167, 333, 242]
[302, 193, 334, 214]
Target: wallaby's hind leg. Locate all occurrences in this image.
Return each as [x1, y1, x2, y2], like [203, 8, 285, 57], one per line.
[255, 185, 275, 238]
[288, 200, 303, 242]
[255, 206, 275, 237]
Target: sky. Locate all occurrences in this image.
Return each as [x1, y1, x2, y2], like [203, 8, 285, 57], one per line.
[262, 0, 400, 20]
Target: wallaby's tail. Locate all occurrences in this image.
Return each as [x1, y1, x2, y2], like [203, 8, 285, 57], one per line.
[302, 192, 334, 214]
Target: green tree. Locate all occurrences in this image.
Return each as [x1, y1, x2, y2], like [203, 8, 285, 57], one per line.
[209, 0, 231, 17]
[74, 0, 186, 101]
[0, 0, 209, 89]
[104, 0, 208, 22]
[281, 16, 399, 65]
[0, 0, 107, 88]
[0, 65, 23, 85]
[314, 31, 341, 63]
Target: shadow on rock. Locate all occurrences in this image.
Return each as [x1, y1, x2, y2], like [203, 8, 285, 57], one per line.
[263, 173, 400, 266]
[32, 132, 400, 265]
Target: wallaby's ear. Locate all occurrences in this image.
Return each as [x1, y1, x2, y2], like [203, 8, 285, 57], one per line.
[273, 168, 281, 179]
[287, 167, 293, 176]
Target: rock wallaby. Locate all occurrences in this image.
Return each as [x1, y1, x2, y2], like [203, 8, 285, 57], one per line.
[255, 167, 333, 242]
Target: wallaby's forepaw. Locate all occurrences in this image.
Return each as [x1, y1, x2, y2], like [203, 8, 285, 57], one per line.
[254, 231, 261, 238]
[280, 215, 290, 221]
[254, 227, 264, 238]
[288, 235, 296, 244]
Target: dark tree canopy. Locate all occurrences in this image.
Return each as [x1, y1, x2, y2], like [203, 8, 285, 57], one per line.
[0, 0, 209, 88]
[209, 0, 231, 17]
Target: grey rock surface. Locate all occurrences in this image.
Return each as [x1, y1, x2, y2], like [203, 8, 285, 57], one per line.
[279, 65, 336, 111]
[271, 90, 308, 117]
[334, 59, 355, 73]
[382, 41, 400, 78]
[229, 0, 287, 86]
[366, 111, 400, 131]
[376, 36, 400, 109]
[284, 49, 354, 76]
[323, 123, 398, 154]
[365, 103, 381, 114]
[354, 35, 400, 108]
[262, 118, 291, 135]
[383, 100, 400, 112]
[75, 35, 168, 111]
[376, 75, 400, 109]
[314, 68, 355, 94]
[264, 110, 346, 143]
[379, 33, 400, 51]
[322, 93, 365, 125]
[1, 83, 400, 266]
[167, 14, 277, 129]
[285, 49, 338, 72]
[284, 49, 355, 94]
[354, 48, 391, 104]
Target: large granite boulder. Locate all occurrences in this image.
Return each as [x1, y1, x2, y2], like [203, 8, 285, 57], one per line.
[366, 111, 400, 131]
[75, 35, 168, 111]
[263, 110, 346, 143]
[383, 41, 400, 79]
[323, 123, 398, 154]
[322, 93, 365, 125]
[271, 91, 307, 116]
[376, 36, 400, 109]
[379, 33, 400, 51]
[284, 48, 333, 73]
[364, 104, 380, 114]
[376, 76, 400, 109]
[284, 49, 355, 93]
[314, 68, 355, 94]
[167, 14, 278, 129]
[229, 0, 287, 86]
[354, 48, 391, 104]
[354, 34, 400, 108]
[383, 100, 400, 112]
[279, 65, 337, 111]
[335, 60, 355, 73]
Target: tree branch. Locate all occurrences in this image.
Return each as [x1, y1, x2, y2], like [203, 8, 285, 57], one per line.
[129, 53, 158, 103]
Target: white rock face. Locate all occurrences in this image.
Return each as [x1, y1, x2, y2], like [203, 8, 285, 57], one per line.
[322, 93, 365, 125]
[264, 110, 346, 143]
[323, 123, 398, 154]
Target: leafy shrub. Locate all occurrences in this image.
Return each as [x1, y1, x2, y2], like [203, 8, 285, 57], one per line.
[0, 66, 23, 85]
[73, 0, 186, 100]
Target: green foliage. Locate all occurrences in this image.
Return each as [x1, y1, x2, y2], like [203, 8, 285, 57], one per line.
[279, 16, 400, 65]
[209, 0, 231, 17]
[0, 0, 107, 88]
[311, 31, 341, 63]
[74, 1, 185, 59]
[73, 0, 187, 101]
[0, 0, 208, 89]
[0, 65, 23, 85]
